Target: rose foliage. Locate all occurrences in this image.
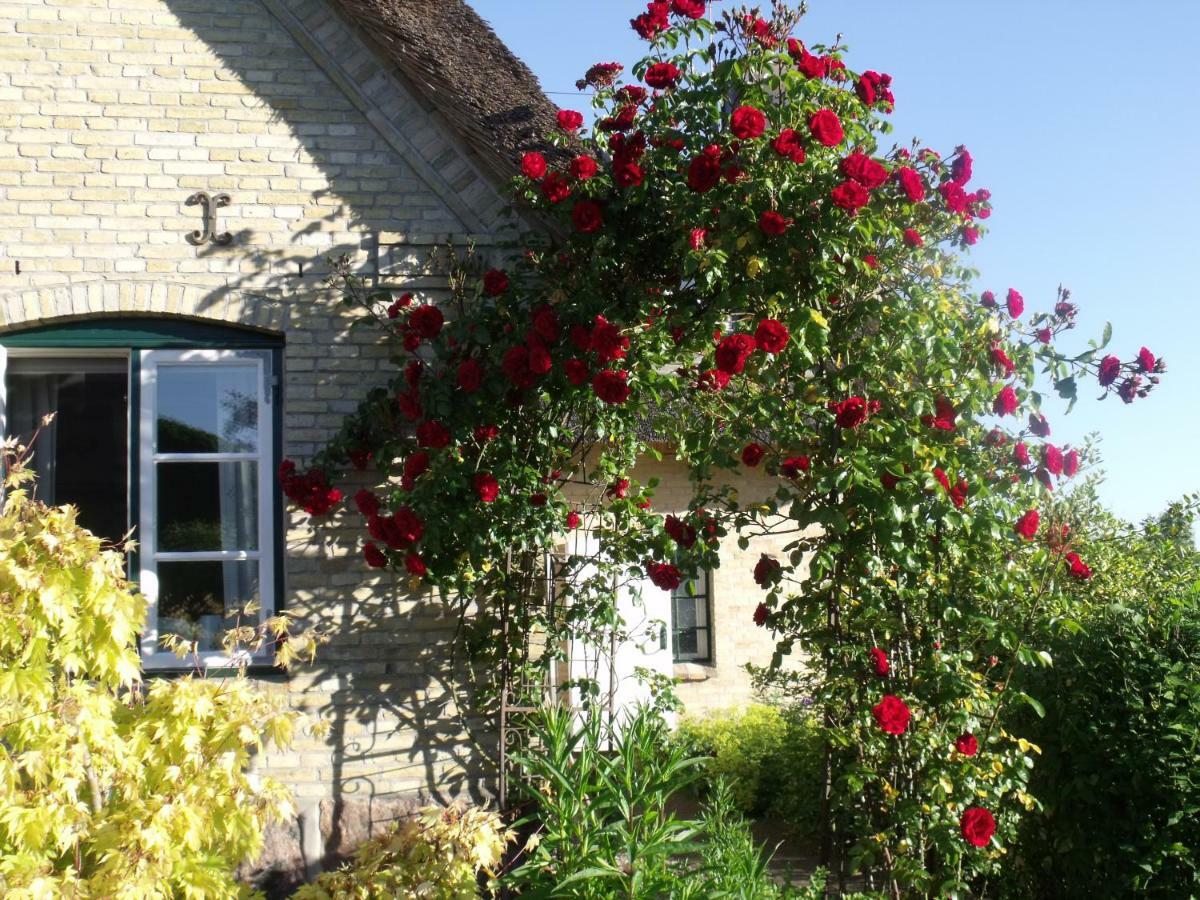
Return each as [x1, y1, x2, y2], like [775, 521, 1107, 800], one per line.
[290, 3, 1163, 892]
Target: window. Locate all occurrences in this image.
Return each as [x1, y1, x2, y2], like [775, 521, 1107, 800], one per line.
[671, 570, 712, 662]
[0, 320, 282, 669]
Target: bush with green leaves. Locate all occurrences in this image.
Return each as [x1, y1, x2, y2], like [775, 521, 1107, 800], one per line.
[0, 441, 302, 898]
[294, 805, 513, 900]
[1001, 486, 1200, 898]
[674, 703, 823, 838]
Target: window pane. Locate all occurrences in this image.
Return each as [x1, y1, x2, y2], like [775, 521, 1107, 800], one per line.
[157, 461, 258, 551]
[156, 365, 258, 453]
[6, 363, 129, 543]
[676, 627, 699, 658]
[156, 560, 260, 653]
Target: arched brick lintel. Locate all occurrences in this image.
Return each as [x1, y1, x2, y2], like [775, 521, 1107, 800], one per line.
[0, 280, 288, 336]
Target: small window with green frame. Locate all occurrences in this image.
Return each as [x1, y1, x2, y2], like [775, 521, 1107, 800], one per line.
[0, 318, 284, 670]
[671, 569, 712, 663]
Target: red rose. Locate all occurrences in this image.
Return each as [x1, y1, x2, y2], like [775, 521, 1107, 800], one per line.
[1137, 347, 1157, 372]
[955, 732, 979, 757]
[529, 492, 547, 507]
[530, 304, 560, 342]
[403, 452, 429, 482]
[631, 1, 670, 39]
[483, 269, 509, 296]
[572, 199, 604, 234]
[687, 149, 722, 193]
[754, 319, 789, 354]
[951, 147, 973, 185]
[960, 807, 995, 848]
[570, 155, 598, 180]
[408, 305, 444, 339]
[564, 358, 589, 385]
[593, 369, 632, 405]
[396, 388, 422, 422]
[993, 385, 1018, 417]
[1013, 442, 1031, 467]
[870, 647, 890, 676]
[753, 602, 769, 627]
[894, 166, 925, 202]
[473, 424, 499, 443]
[589, 315, 629, 363]
[474, 473, 500, 503]
[832, 396, 871, 429]
[1098, 354, 1120, 387]
[923, 395, 957, 432]
[771, 128, 806, 164]
[645, 61, 682, 89]
[404, 553, 427, 577]
[872, 694, 912, 735]
[730, 105, 766, 139]
[1005, 288, 1024, 318]
[903, 228, 923, 248]
[539, 171, 571, 204]
[671, 0, 705, 17]
[808, 109, 844, 147]
[715, 333, 757, 374]
[566, 509, 581, 530]
[781, 455, 810, 479]
[520, 151, 547, 180]
[457, 358, 483, 392]
[416, 420, 450, 449]
[501, 345, 534, 389]
[696, 369, 730, 392]
[741, 443, 766, 467]
[1014, 509, 1039, 540]
[608, 478, 630, 499]
[980, 290, 996, 308]
[758, 210, 791, 236]
[1065, 551, 1093, 580]
[1063, 449, 1079, 478]
[840, 151, 888, 189]
[556, 109, 583, 131]
[364, 542, 387, 569]
[646, 560, 683, 591]
[753, 554, 781, 588]
[392, 506, 424, 544]
[348, 448, 370, 471]
[665, 514, 697, 549]
[1043, 443, 1063, 476]
[355, 489, 381, 518]
[613, 159, 643, 189]
[880, 471, 900, 491]
[991, 344, 1015, 376]
[831, 180, 870, 214]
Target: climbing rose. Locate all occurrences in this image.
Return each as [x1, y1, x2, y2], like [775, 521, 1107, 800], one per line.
[781, 455, 810, 479]
[754, 319, 789, 353]
[570, 155, 599, 180]
[872, 695, 912, 735]
[991, 344, 1015, 376]
[404, 553, 427, 577]
[1014, 509, 1039, 540]
[613, 159, 643, 189]
[980, 290, 996, 308]
[1006, 288, 1024, 318]
[474, 473, 500, 503]
[457, 358, 482, 393]
[903, 228, 923, 247]
[1066, 551, 1093, 580]
[482, 269, 509, 296]
[1013, 442, 1031, 467]
[923, 396, 957, 432]
[758, 210, 790, 235]
[416, 420, 450, 449]
[689, 228, 707, 250]
[363, 543, 387, 569]
[1063, 449, 1079, 477]
[564, 358, 588, 385]
[715, 333, 757, 374]
[592, 369, 632, 404]
[608, 478, 630, 499]
[474, 424, 499, 443]
[832, 396, 872, 429]
[742, 443, 766, 467]
[894, 166, 925, 202]
[993, 385, 1018, 416]
[572, 199, 604, 234]
[1043, 443, 1064, 476]
[831, 180, 870, 213]
[408, 305, 444, 339]
[672, 0, 706, 18]
[645, 61, 682, 89]
[1138, 347, 1157, 371]
[531, 305, 560, 341]
[869, 647, 890, 676]
[687, 148, 722, 192]
[353, 490, 380, 519]
[566, 509, 581, 530]
[753, 602, 769, 626]
[772, 128, 806, 163]
[403, 452, 429, 482]
[589, 315, 629, 362]
[840, 151, 888, 189]
[960, 807, 996, 848]
[1098, 354, 1121, 386]
[753, 554, 781, 587]
[520, 151, 546, 180]
[808, 109, 843, 146]
[556, 109, 583, 131]
[630, 1, 670, 39]
[730, 105, 766, 139]
[646, 561, 683, 590]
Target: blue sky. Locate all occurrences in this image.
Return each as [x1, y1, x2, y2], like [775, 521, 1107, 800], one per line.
[469, 0, 1199, 525]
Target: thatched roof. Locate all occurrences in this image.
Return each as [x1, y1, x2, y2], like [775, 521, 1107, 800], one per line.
[331, 0, 564, 184]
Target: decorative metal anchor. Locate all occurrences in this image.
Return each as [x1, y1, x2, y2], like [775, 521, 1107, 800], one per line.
[185, 191, 233, 246]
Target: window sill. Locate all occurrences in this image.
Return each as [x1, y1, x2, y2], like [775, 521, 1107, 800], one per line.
[142, 663, 289, 681]
[673, 662, 715, 682]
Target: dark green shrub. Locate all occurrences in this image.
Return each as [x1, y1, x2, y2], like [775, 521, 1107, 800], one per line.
[1003, 491, 1200, 898]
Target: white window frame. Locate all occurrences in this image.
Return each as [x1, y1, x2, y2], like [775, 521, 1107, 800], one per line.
[138, 348, 275, 670]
